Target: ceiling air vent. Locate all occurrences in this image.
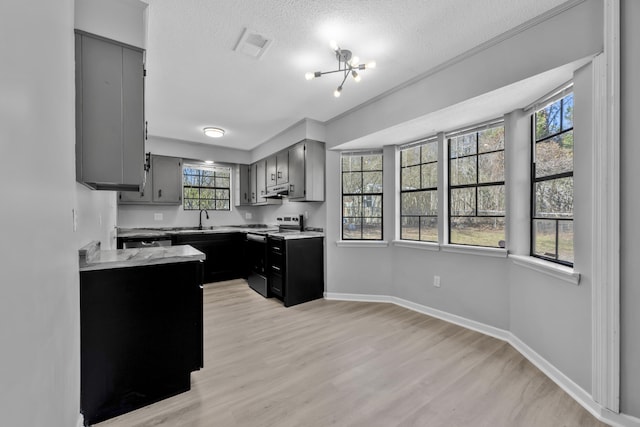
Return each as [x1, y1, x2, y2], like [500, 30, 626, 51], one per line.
[234, 28, 272, 59]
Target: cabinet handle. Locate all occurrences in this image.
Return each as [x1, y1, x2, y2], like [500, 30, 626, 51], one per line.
[277, 171, 282, 179]
[289, 184, 294, 193]
[158, 189, 162, 198]
[244, 192, 247, 201]
[271, 173, 275, 181]
[272, 265, 281, 272]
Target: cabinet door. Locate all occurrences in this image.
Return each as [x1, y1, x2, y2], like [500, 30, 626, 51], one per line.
[118, 185, 152, 203]
[75, 31, 144, 190]
[256, 160, 268, 203]
[152, 155, 182, 204]
[276, 151, 289, 185]
[235, 164, 251, 206]
[266, 155, 277, 188]
[288, 143, 305, 199]
[250, 163, 258, 204]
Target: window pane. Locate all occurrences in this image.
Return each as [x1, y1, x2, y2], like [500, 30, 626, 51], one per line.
[184, 199, 197, 210]
[342, 172, 362, 194]
[183, 173, 198, 185]
[562, 93, 574, 131]
[421, 163, 438, 188]
[184, 187, 199, 199]
[401, 217, 420, 240]
[478, 151, 504, 183]
[420, 217, 438, 242]
[343, 195, 362, 217]
[450, 157, 477, 186]
[200, 175, 214, 187]
[363, 195, 382, 217]
[200, 188, 214, 199]
[421, 142, 438, 163]
[450, 187, 476, 216]
[216, 189, 229, 199]
[215, 169, 230, 178]
[534, 177, 573, 218]
[200, 199, 214, 210]
[478, 185, 505, 216]
[343, 218, 362, 239]
[216, 200, 229, 210]
[363, 154, 383, 171]
[402, 190, 437, 216]
[536, 99, 562, 140]
[362, 218, 382, 240]
[478, 127, 504, 153]
[401, 147, 421, 167]
[401, 166, 420, 190]
[558, 220, 574, 264]
[533, 219, 557, 259]
[342, 156, 362, 172]
[450, 133, 477, 158]
[363, 171, 383, 193]
[215, 177, 229, 188]
[450, 217, 505, 247]
[535, 133, 573, 178]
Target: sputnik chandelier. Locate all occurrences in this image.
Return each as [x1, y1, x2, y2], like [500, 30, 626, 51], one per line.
[305, 40, 376, 98]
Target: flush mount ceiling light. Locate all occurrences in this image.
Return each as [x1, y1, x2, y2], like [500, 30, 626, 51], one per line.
[203, 127, 225, 138]
[305, 40, 376, 98]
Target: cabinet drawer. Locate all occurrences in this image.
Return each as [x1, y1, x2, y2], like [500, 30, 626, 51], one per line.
[270, 273, 283, 297]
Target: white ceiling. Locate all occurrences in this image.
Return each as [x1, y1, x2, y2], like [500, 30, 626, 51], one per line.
[145, 0, 571, 151]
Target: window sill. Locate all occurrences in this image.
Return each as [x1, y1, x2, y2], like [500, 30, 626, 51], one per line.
[336, 240, 389, 248]
[441, 244, 508, 258]
[392, 240, 440, 251]
[509, 254, 580, 285]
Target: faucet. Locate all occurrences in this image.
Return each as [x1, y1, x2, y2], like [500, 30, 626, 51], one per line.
[199, 209, 209, 230]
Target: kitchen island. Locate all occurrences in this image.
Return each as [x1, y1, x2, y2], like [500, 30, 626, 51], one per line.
[79, 242, 205, 426]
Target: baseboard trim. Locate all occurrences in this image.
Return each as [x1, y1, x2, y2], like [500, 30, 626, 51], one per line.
[323, 292, 640, 427]
[77, 413, 84, 427]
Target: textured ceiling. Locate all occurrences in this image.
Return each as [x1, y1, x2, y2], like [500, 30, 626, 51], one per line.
[145, 0, 569, 151]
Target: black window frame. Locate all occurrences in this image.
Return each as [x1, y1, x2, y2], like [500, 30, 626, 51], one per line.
[399, 138, 438, 242]
[341, 152, 384, 240]
[182, 164, 231, 211]
[447, 122, 506, 248]
[530, 92, 574, 266]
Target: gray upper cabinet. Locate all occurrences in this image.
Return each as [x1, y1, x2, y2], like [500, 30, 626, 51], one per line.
[118, 154, 182, 205]
[152, 155, 182, 204]
[256, 159, 268, 204]
[266, 155, 277, 188]
[75, 30, 145, 191]
[250, 163, 258, 204]
[287, 140, 325, 201]
[276, 151, 289, 185]
[235, 164, 251, 206]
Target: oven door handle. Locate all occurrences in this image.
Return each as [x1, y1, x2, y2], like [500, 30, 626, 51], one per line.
[246, 233, 267, 242]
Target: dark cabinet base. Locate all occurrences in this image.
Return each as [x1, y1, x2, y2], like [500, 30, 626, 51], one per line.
[80, 261, 203, 426]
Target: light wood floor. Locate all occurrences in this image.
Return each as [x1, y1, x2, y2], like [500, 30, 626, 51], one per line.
[97, 279, 607, 427]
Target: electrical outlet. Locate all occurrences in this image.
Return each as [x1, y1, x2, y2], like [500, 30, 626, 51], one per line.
[154, 213, 163, 221]
[245, 212, 252, 220]
[433, 275, 441, 287]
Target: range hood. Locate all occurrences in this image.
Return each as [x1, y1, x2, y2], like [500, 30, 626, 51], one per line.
[265, 184, 289, 198]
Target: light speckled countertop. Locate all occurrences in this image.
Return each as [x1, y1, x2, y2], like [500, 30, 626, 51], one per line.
[79, 241, 205, 272]
[117, 226, 324, 240]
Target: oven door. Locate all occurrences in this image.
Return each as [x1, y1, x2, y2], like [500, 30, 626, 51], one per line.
[246, 233, 268, 297]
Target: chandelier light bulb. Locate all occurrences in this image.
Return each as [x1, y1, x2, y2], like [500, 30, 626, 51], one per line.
[367, 61, 377, 69]
[334, 86, 342, 98]
[350, 56, 360, 66]
[352, 70, 361, 82]
[305, 72, 315, 80]
[329, 40, 339, 51]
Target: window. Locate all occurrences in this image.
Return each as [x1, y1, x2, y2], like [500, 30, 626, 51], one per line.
[399, 138, 438, 241]
[448, 123, 505, 248]
[531, 92, 574, 265]
[341, 152, 383, 240]
[183, 164, 231, 210]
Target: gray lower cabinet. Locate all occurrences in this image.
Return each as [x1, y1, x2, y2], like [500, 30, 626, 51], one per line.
[287, 140, 325, 201]
[119, 154, 182, 205]
[75, 30, 145, 191]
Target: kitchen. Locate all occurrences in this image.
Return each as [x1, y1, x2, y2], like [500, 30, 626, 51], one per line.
[2, 0, 640, 426]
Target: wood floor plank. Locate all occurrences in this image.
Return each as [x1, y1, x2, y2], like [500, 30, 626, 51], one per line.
[96, 280, 607, 427]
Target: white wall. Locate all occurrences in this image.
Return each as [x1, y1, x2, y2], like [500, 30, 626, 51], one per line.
[0, 1, 79, 426]
[74, 0, 147, 48]
[620, 0, 640, 417]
